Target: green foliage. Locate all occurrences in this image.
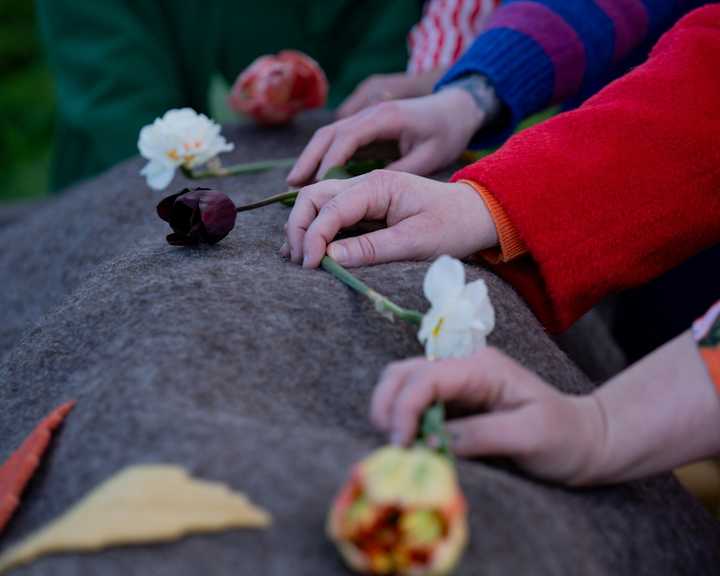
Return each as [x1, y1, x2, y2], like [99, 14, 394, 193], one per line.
[0, 0, 54, 202]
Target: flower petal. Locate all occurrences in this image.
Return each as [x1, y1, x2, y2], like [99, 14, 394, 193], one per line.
[141, 161, 175, 191]
[463, 279, 496, 334]
[423, 256, 465, 306]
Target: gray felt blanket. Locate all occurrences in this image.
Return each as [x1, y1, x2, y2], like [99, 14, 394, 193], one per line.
[0, 113, 718, 575]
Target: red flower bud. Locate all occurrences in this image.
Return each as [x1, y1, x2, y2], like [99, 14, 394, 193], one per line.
[229, 50, 328, 125]
[156, 188, 237, 246]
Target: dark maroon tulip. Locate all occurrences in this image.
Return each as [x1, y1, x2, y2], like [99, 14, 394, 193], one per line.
[157, 188, 237, 246]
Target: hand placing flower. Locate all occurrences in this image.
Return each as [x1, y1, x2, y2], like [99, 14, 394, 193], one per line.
[157, 188, 237, 246]
[418, 256, 495, 360]
[318, 255, 495, 573]
[328, 446, 467, 576]
[229, 50, 328, 125]
[138, 108, 234, 190]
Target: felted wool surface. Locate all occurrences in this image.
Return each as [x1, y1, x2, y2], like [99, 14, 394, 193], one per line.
[0, 112, 718, 575]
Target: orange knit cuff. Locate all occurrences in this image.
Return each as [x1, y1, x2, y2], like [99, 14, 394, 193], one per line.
[459, 179, 528, 263]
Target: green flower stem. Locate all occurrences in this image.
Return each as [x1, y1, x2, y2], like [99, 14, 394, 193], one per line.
[320, 256, 423, 325]
[236, 190, 298, 213]
[319, 256, 451, 457]
[419, 403, 452, 457]
[182, 157, 296, 179]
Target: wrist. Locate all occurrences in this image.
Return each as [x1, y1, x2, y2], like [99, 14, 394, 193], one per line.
[566, 394, 610, 486]
[435, 88, 487, 139]
[451, 182, 499, 253]
[439, 75, 501, 134]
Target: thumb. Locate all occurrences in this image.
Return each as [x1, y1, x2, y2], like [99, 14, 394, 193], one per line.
[447, 411, 538, 459]
[327, 224, 422, 267]
[385, 142, 442, 176]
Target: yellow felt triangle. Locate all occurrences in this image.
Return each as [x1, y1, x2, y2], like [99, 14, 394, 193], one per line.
[0, 464, 270, 573]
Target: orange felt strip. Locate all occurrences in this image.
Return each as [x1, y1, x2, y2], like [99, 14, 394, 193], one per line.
[0, 401, 76, 533]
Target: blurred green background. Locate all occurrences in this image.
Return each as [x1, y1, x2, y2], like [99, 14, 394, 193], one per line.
[0, 0, 54, 204]
[0, 1, 240, 205]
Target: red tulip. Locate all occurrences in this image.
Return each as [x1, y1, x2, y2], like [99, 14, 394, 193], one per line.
[229, 50, 328, 125]
[157, 188, 237, 246]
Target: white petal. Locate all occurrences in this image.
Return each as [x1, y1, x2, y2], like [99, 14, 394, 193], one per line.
[463, 279, 495, 326]
[423, 255, 465, 306]
[137, 107, 234, 170]
[463, 279, 496, 334]
[418, 299, 474, 360]
[418, 306, 441, 346]
[430, 324, 473, 359]
[141, 161, 175, 190]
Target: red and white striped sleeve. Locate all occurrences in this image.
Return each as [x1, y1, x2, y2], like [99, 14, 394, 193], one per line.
[407, 0, 500, 75]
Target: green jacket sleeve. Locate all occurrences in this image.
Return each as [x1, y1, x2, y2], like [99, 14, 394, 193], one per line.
[37, 0, 218, 191]
[37, 0, 421, 191]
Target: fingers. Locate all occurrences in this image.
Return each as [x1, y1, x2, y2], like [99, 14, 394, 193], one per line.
[336, 78, 381, 119]
[327, 221, 423, 268]
[371, 347, 554, 450]
[371, 357, 429, 431]
[284, 179, 351, 264]
[391, 356, 504, 445]
[337, 74, 406, 119]
[446, 411, 537, 459]
[287, 102, 407, 186]
[315, 106, 404, 182]
[287, 125, 336, 186]
[300, 173, 395, 268]
[384, 141, 439, 176]
[372, 353, 507, 446]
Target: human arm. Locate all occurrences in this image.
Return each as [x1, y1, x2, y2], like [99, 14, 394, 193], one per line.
[287, 0, 684, 185]
[336, 0, 499, 118]
[287, 87, 495, 185]
[451, 5, 720, 332]
[437, 0, 684, 146]
[371, 329, 720, 486]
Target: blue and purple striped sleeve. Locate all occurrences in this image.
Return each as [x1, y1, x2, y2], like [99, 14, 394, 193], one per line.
[436, 0, 704, 146]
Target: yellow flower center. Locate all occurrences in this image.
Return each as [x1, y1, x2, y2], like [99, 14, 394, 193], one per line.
[167, 149, 180, 161]
[432, 317, 445, 338]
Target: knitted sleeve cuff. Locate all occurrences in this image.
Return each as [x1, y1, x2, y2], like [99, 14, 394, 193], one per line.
[459, 179, 528, 263]
[435, 27, 555, 148]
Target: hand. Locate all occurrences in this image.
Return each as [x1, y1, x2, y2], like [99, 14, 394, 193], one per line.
[286, 89, 486, 186]
[336, 70, 445, 119]
[370, 348, 606, 486]
[282, 170, 498, 268]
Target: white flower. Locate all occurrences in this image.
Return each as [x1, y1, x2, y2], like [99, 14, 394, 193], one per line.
[418, 256, 495, 359]
[137, 108, 234, 190]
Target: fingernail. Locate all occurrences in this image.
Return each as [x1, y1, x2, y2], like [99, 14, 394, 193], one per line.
[328, 243, 347, 263]
[279, 242, 289, 256]
[303, 254, 310, 267]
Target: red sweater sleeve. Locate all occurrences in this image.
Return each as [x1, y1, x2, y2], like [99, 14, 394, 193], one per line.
[451, 5, 720, 333]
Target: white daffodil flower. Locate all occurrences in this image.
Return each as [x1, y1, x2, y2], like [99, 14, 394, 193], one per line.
[138, 108, 234, 190]
[418, 256, 495, 359]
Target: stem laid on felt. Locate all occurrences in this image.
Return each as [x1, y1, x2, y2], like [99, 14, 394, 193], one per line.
[235, 190, 298, 213]
[182, 157, 296, 180]
[319, 256, 451, 455]
[320, 256, 423, 325]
